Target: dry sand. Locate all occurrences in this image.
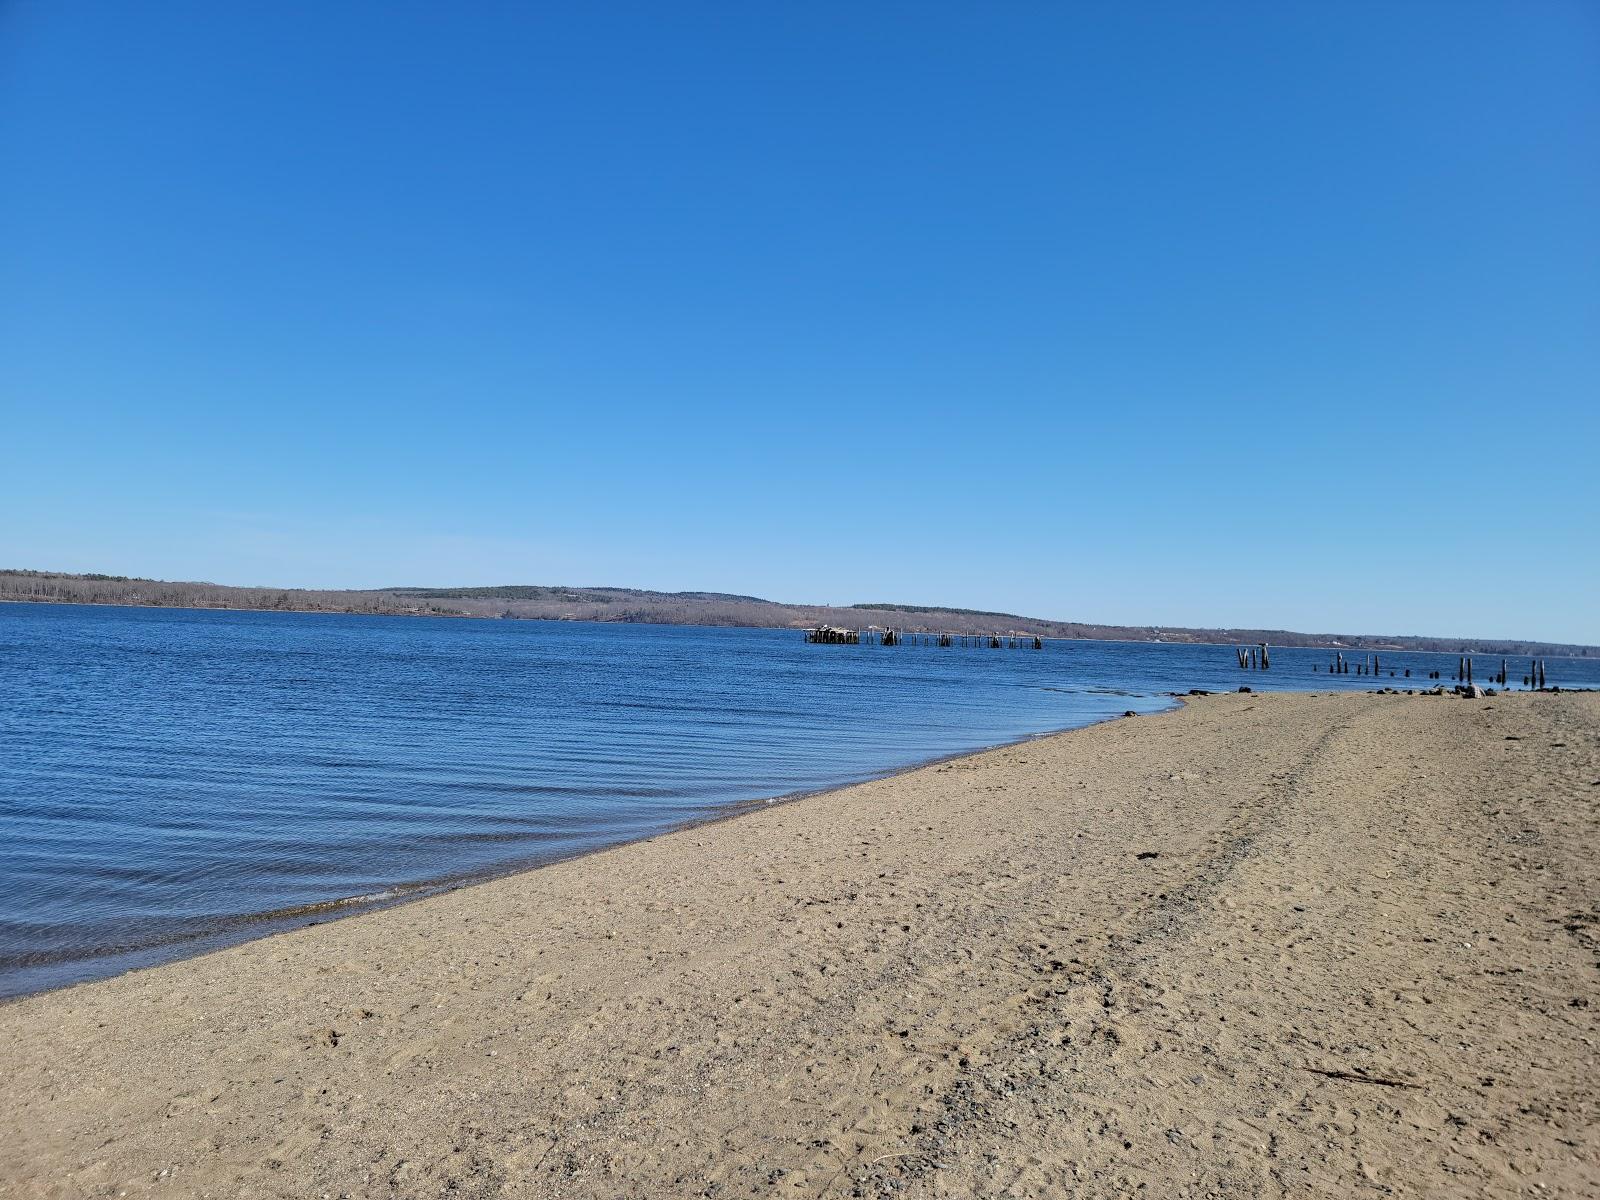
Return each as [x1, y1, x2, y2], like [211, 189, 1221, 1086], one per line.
[2, 691, 1597, 1198]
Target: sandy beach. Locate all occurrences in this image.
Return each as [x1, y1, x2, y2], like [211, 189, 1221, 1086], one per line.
[2, 690, 1596, 1198]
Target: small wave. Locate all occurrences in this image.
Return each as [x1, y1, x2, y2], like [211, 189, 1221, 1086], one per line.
[332, 889, 399, 906]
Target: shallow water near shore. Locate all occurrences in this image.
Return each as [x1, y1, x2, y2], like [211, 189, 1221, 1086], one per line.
[2, 602, 1596, 998]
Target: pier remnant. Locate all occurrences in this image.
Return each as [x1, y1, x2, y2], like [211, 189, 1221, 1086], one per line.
[806, 626, 1046, 653]
[805, 626, 860, 644]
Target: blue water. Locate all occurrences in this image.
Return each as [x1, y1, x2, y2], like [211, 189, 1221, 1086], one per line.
[2, 603, 1596, 998]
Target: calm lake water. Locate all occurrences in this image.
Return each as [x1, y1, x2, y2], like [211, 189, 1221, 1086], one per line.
[2, 603, 1595, 998]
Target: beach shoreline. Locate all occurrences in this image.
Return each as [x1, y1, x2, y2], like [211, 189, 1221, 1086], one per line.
[0, 702, 1177, 1004]
[3, 690, 1596, 1197]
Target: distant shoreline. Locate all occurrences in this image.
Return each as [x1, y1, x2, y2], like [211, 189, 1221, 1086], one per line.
[0, 595, 478, 621]
[3, 571, 1593, 656]
[5, 594, 1597, 659]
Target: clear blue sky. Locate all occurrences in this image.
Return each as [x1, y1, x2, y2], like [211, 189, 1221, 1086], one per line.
[3, 3, 1596, 642]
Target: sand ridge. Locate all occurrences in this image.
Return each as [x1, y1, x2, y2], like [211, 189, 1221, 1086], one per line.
[1, 691, 1596, 1197]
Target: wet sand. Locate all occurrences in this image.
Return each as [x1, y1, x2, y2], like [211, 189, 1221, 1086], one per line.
[2, 690, 1597, 1198]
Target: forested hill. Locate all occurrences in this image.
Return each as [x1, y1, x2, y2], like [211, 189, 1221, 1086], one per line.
[1, 569, 1592, 658]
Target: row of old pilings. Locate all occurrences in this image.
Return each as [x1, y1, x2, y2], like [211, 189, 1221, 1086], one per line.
[1316, 652, 1402, 676]
[1304, 653, 1553, 689]
[1235, 643, 1271, 670]
[1323, 651, 1347, 674]
[1331, 652, 1408, 681]
[1455, 657, 1544, 688]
